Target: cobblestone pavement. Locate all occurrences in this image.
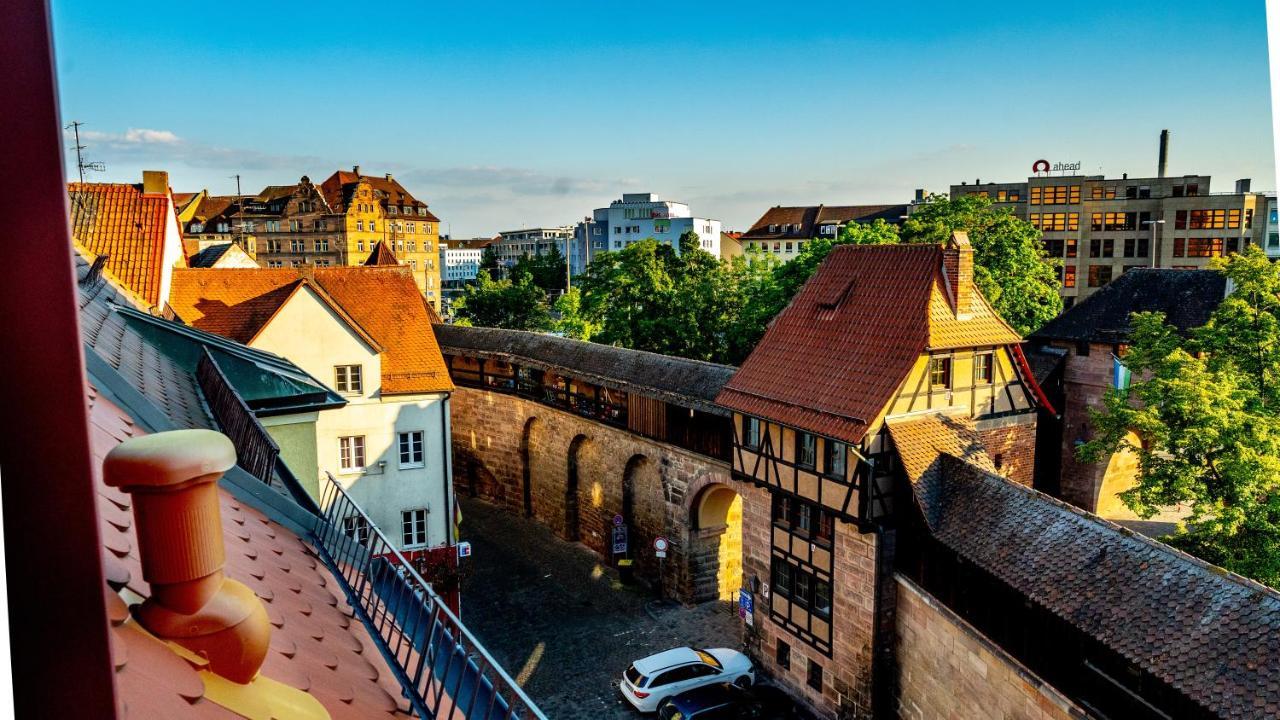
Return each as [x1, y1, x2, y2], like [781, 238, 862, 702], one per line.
[457, 497, 745, 720]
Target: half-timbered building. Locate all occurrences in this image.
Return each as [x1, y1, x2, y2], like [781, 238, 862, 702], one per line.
[716, 232, 1049, 716]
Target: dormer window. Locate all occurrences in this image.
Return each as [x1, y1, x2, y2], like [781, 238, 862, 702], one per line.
[769, 224, 778, 233]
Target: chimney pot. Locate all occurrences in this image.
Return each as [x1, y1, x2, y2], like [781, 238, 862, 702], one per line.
[385, 173, 393, 181]
[353, 165, 361, 176]
[142, 170, 169, 197]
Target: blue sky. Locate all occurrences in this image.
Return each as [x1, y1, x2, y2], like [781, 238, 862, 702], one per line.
[51, 1, 1274, 236]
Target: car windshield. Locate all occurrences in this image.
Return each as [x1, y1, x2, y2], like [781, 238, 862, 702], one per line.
[694, 649, 723, 670]
[625, 664, 648, 687]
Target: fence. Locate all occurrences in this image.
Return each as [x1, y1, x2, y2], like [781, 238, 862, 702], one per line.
[313, 473, 546, 720]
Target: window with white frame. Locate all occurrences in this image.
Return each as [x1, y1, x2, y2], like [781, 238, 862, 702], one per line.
[398, 431, 424, 467]
[401, 509, 428, 547]
[341, 515, 370, 544]
[335, 364, 363, 394]
[339, 436, 366, 472]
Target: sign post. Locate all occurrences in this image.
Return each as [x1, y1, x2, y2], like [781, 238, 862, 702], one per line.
[653, 536, 669, 599]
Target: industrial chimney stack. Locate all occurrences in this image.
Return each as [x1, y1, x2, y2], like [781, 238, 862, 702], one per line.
[1158, 129, 1170, 178]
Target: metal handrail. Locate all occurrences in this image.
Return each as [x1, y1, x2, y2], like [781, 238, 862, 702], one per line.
[313, 472, 547, 720]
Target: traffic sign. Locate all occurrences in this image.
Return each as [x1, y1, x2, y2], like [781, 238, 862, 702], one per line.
[457, 541, 472, 559]
[612, 525, 628, 554]
[653, 536, 669, 558]
[613, 514, 624, 527]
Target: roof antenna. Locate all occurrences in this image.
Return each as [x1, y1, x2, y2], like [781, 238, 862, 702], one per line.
[65, 121, 105, 185]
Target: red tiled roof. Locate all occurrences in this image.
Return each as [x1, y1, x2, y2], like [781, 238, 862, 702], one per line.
[69, 181, 181, 308]
[88, 387, 412, 719]
[318, 171, 441, 222]
[364, 240, 401, 266]
[742, 204, 909, 240]
[886, 413, 998, 485]
[188, 194, 236, 223]
[168, 267, 453, 395]
[716, 242, 1020, 444]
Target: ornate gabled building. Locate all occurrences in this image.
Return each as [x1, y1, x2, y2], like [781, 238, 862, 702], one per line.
[179, 169, 445, 310]
[716, 232, 1049, 716]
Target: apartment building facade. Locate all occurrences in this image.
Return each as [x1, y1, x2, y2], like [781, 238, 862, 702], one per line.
[739, 204, 909, 264]
[179, 167, 445, 310]
[951, 140, 1269, 304]
[168, 266, 456, 553]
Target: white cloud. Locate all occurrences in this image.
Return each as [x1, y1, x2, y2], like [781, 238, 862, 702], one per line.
[122, 128, 180, 144]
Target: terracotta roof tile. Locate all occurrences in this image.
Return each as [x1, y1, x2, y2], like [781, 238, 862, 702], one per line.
[69, 181, 181, 308]
[169, 267, 453, 395]
[886, 413, 997, 485]
[89, 390, 409, 719]
[364, 240, 401, 266]
[718, 242, 1025, 444]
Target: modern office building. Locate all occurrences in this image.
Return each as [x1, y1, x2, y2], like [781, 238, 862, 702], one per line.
[565, 194, 723, 275]
[440, 241, 486, 284]
[950, 131, 1270, 304]
[739, 204, 909, 263]
[493, 226, 575, 270]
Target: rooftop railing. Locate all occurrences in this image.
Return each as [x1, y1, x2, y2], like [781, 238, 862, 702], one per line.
[313, 473, 546, 720]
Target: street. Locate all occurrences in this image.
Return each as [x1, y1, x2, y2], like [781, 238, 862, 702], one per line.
[457, 497, 744, 719]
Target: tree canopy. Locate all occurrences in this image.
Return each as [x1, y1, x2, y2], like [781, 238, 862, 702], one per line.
[452, 270, 551, 332]
[900, 194, 1062, 335]
[1079, 246, 1280, 587]
[511, 245, 568, 291]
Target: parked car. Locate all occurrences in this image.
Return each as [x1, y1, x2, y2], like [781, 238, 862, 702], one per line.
[619, 647, 755, 713]
[658, 682, 803, 720]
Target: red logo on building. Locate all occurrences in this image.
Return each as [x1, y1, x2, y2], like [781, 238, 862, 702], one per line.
[1032, 159, 1051, 174]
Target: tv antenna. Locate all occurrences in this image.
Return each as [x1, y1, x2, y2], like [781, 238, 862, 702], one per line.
[65, 121, 105, 184]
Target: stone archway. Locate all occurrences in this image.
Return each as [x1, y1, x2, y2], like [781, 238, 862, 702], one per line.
[566, 434, 589, 542]
[688, 483, 743, 603]
[520, 417, 539, 518]
[1095, 431, 1142, 518]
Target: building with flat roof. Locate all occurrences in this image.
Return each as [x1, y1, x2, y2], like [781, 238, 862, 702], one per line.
[950, 131, 1270, 305]
[493, 226, 575, 271]
[570, 193, 722, 275]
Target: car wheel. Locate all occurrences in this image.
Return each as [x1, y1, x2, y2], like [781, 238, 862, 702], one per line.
[735, 675, 753, 688]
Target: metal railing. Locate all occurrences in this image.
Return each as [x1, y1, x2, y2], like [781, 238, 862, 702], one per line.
[196, 348, 279, 483]
[313, 473, 546, 720]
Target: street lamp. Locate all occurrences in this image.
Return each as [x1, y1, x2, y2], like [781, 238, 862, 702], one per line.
[1142, 219, 1165, 268]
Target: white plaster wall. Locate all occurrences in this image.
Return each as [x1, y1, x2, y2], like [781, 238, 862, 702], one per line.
[250, 287, 452, 550]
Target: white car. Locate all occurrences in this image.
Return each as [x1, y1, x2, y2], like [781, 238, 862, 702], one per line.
[619, 647, 755, 713]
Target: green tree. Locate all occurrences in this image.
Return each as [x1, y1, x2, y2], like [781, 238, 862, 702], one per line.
[453, 270, 551, 331]
[511, 245, 568, 291]
[552, 287, 598, 341]
[479, 246, 502, 277]
[899, 193, 1062, 335]
[1079, 246, 1280, 586]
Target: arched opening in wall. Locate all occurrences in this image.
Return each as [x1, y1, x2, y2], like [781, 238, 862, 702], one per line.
[1095, 431, 1190, 534]
[565, 434, 589, 542]
[619, 454, 649, 565]
[689, 483, 743, 603]
[520, 417, 539, 518]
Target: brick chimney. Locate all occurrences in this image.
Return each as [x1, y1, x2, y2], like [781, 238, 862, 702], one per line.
[141, 170, 168, 198]
[943, 230, 975, 319]
[104, 429, 271, 684]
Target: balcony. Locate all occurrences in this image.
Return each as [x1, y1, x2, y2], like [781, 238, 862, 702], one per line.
[314, 473, 546, 719]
